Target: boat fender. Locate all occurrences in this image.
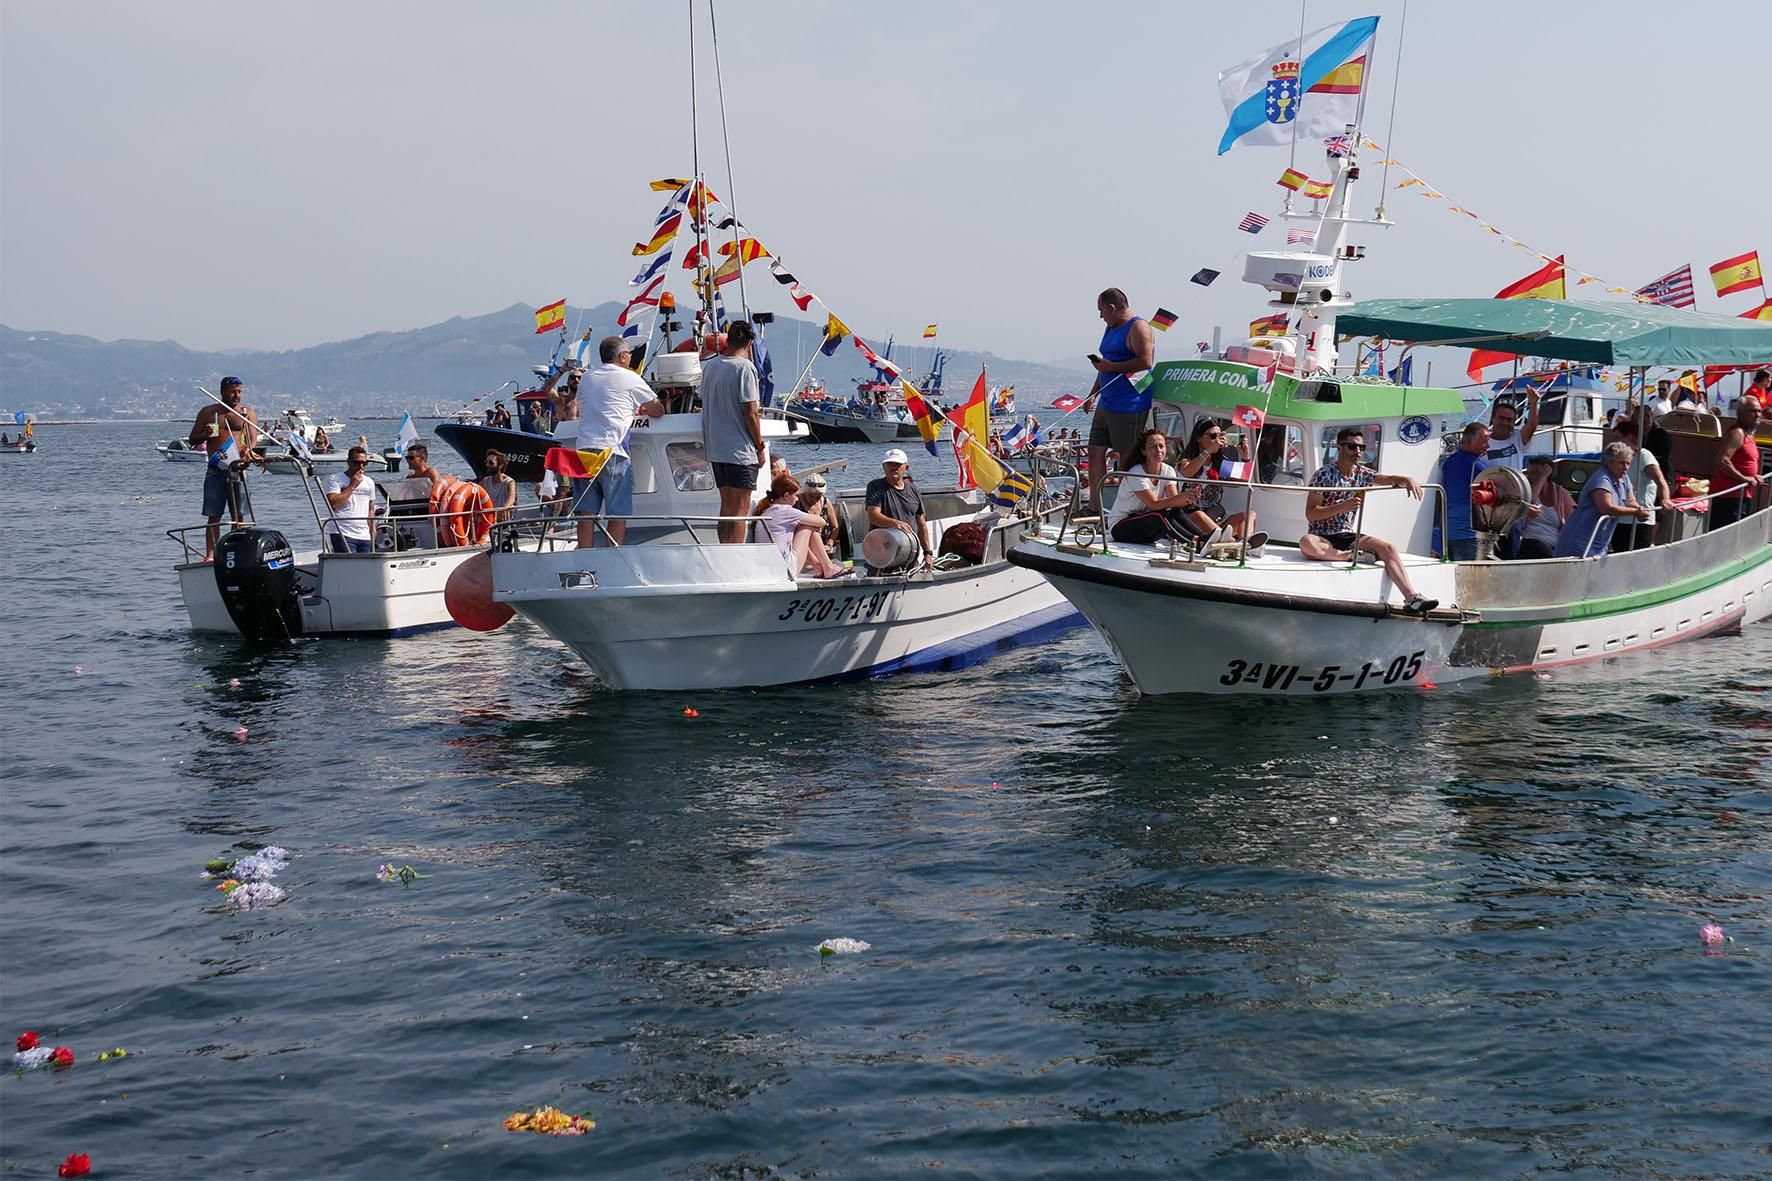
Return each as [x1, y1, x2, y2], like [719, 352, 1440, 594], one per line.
[444, 551, 514, 631]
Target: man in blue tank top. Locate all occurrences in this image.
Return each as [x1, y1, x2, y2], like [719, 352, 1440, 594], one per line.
[1081, 288, 1155, 515]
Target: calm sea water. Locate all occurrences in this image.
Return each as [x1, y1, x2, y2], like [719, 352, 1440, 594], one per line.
[2, 422, 1769, 1179]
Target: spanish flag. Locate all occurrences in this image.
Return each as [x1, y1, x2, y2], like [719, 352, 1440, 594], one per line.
[922, 324, 938, 339]
[1308, 53, 1366, 95]
[534, 299, 566, 335]
[1303, 178, 1333, 200]
[1250, 312, 1289, 337]
[543, 446, 613, 480]
[946, 370, 993, 489]
[1710, 251, 1763, 298]
[1739, 297, 1772, 322]
[900, 380, 943, 457]
[1277, 168, 1308, 191]
[1467, 256, 1565, 378]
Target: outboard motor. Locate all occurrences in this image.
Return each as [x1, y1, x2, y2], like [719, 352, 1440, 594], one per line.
[1469, 466, 1533, 561]
[214, 527, 302, 644]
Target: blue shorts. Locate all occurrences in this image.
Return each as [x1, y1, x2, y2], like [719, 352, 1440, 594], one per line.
[570, 453, 635, 518]
[711, 460, 758, 491]
[202, 465, 244, 519]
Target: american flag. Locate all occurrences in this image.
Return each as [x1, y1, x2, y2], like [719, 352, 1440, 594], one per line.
[1324, 135, 1351, 157]
[1635, 264, 1696, 309]
[1237, 211, 1270, 234]
[1287, 227, 1316, 247]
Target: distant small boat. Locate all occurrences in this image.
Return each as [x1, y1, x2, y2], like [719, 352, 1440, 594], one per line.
[155, 439, 210, 462]
[0, 439, 37, 455]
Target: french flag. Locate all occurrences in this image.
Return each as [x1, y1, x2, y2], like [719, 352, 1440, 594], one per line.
[1217, 458, 1251, 481]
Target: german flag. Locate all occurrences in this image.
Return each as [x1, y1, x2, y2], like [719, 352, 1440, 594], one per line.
[1150, 308, 1178, 332]
[543, 446, 613, 480]
[1710, 251, 1763, 297]
[534, 299, 566, 335]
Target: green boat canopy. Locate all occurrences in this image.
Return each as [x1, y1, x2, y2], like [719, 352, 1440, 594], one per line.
[1338, 299, 1772, 368]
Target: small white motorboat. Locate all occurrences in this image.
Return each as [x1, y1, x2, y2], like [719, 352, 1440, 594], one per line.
[155, 439, 211, 462]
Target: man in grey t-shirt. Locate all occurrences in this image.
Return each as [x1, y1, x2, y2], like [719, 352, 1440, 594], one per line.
[700, 320, 766, 543]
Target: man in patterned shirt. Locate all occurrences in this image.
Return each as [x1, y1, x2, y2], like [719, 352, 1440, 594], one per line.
[1299, 426, 1438, 615]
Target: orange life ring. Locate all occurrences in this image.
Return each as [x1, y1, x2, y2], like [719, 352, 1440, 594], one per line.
[438, 480, 494, 547]
[428, 476, 458, 544]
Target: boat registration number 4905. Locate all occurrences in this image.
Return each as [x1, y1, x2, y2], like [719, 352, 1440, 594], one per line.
[1219, 650, 1425, 692]
[778, 591, 893, 625]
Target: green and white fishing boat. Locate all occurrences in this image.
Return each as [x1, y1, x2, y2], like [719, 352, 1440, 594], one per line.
[1010, 137, 1772, 696]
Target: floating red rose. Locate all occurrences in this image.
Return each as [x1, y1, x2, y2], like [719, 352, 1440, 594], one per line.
[16, 1030, 40, 1052]
[50, 1046, 75, 1067]
[58, 1153, 91, 1178]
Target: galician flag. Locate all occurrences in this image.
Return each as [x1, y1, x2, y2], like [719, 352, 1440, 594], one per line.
[394, 412, 419, 457]
[1217, 17, 1380, 155]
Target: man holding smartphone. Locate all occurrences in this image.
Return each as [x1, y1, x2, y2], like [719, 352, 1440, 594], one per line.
[1081, 288, 1155, 516]
[323, 446, 378, 553]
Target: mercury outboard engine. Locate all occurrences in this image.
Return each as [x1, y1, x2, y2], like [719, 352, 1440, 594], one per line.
[214, 527, 302, 644]
[1469, 466, 1533, 561]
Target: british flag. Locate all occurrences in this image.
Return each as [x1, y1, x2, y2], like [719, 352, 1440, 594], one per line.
[1237, 211, 1270, 234]
[1324, 135, 1351, 157]
[1634, 264, 1696, 309]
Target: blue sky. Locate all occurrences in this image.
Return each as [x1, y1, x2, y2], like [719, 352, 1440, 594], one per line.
[2, 0, 1766, 362]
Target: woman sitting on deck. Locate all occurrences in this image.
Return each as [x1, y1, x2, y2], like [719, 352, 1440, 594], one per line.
[758, 474, 850, 580]
[1175, 417, 1268, 554]
[1105, 428, 1209, 547]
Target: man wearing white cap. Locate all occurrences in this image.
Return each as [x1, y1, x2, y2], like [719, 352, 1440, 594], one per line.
[865, 448, 933, 571]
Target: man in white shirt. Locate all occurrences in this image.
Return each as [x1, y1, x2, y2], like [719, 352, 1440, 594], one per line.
[1484, 385, 1539, 470]
[1647, 380, 1676, 421]
[573, 335, 666, 546]
[323, 446, 378, 553]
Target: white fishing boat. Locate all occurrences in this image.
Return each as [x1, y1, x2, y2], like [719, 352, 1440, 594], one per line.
[1010, 137, 1772, 696]
[170, 471, 533, 639]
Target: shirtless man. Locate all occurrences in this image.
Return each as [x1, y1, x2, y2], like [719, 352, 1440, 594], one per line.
[188, 376, 265, 561]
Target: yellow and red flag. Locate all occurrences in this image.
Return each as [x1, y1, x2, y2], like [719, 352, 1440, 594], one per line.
[650, 177, 693, 191]
[1277, 168, 1308, 191]
[534, 299, 566, 335]
[900, 380, 943, 457]
[632, 212, 683, 257]
[1308, 54, 1366, 95]
[1738, 297, 1772, 322]
[1467, 256, 1566, 379]
[717, 237, 770, 263]
[1250, 312, 1289, 337]
[945, 370, 993, 489]
[1303, 178, 1333, 200]
[922, 323, 938, 339]
[1710, 251, 1763, 298]
[543, 446, 613, 480]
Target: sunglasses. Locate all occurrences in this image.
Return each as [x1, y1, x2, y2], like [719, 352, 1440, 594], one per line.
[1341, 441, 1366, 449]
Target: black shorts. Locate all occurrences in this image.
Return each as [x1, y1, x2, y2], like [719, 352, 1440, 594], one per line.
[1321, 531, 1360, 551]
[711, 461, 758, 491]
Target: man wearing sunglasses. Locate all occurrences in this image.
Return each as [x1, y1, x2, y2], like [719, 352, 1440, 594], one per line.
[322, 446, 378, 553]
[1299, 426, 1438, 615]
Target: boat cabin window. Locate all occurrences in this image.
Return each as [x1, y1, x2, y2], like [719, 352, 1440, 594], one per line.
[1318, 423, 1383, 468]
[1292, 379, 1343, 403]
[666, 441, 715, 492]
[1258, 422, 1308, 484]
[628, 440, 659, 494]
[1152, 405, 1187, 441]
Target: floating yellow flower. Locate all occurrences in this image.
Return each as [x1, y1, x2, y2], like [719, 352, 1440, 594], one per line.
[503, 1106, 595, 1136]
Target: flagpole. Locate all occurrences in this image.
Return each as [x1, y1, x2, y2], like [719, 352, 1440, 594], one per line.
[1284, 0, 1308, 180]
[1373, 0, 1407, 217]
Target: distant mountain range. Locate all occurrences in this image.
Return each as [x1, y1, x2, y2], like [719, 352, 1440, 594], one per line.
[1, 304, 1092, 420]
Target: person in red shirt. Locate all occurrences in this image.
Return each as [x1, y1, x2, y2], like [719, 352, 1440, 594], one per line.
[1710, 392, 1763, 528]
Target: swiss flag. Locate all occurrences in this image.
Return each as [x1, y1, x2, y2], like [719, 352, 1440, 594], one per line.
[1051, 394, 1084, 413]
[1232, 404, 1266, 433]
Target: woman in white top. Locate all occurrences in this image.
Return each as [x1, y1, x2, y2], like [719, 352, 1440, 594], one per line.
[1610, 418, 1672, 551]
[1106, 428, 1206, 546]
[757, 474, 850, 579]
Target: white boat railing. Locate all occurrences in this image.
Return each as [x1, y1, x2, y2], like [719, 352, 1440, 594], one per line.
[166, 501, 526, 564]
[1045, 457, 1450, 570]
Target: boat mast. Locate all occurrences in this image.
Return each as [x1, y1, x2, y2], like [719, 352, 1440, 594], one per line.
[688, 0, 712, 347]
